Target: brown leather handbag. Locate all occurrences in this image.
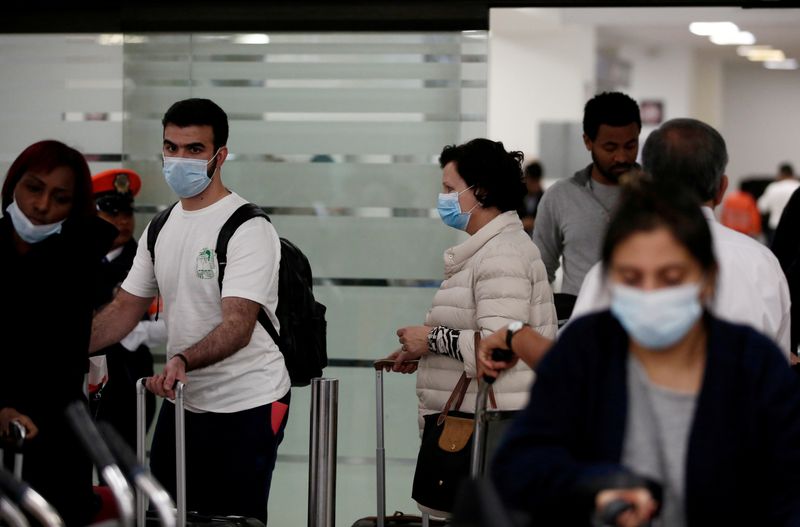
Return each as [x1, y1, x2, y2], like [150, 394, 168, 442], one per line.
[411, 371, 497, 513]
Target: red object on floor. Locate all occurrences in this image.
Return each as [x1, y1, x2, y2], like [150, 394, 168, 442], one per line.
[93, 485, 120, 522]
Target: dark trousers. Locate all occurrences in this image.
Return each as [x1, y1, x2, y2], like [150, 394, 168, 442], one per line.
[149, 391, 290, 524]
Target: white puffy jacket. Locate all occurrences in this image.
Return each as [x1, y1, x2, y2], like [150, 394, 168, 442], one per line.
[416, 211, 557, 431]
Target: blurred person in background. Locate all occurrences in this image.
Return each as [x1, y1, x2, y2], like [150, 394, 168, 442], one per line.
[518, 160, 544, 236]
[719, 180, 761, 239]
[758, 162, 798, 245]
[89, 168, 163, 448]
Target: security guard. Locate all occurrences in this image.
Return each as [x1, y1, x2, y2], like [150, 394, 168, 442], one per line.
[90, 169, 161, 448]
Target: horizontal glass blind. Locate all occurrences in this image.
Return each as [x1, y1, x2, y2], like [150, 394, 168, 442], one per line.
[0, 34, 124, 177]
[122, 32, 487, 365]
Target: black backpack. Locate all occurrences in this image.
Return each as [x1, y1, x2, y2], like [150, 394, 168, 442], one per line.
[146, 202, 327, 387]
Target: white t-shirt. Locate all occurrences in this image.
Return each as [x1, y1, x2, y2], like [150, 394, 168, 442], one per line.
[570, 207, 792, 358]
[758, 178, 800, 229]
[122, 192, 290, 412]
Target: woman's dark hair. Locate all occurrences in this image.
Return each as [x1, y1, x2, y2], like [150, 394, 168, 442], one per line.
[1, 140, 95, 219]
[438, 138, 525, 212]
[601, 172, 717, 275]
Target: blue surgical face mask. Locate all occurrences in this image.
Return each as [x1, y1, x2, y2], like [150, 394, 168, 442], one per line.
[438, 186, 478, 231]
[610, 282, 703, 350]
[5, 198, 65, 244]
[162, 150, 219, 198]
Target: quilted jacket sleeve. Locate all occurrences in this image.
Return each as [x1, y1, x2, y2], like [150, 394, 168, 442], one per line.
[458, 240, 557, 377]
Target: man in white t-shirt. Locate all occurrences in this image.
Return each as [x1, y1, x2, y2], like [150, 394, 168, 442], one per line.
[89, 98, 290, 523]
[758, 163, 799, 245]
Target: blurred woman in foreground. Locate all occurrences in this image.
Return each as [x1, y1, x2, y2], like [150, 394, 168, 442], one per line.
[482, 176, 800, 526]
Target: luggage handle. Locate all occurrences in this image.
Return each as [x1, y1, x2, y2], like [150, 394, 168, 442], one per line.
[136, 378, 185, 527]
[372, 359, 419, 527]
[2, 421, 27, 481]
[373, 359, 419, 370]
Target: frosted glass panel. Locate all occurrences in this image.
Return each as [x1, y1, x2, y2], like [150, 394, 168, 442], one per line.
[269, 366, 422, 526]
[0, 34, 123, 178]
[267, 215, 462, 279]
[314, 286, 442, 360]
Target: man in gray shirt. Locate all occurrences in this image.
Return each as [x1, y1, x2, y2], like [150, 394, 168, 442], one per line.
[533, 92, 641, 296]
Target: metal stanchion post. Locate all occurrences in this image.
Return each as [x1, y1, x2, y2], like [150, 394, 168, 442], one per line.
[308, 378, 339, 527]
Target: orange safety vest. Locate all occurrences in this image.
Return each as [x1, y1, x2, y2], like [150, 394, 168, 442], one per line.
[720, 191, 762, 237]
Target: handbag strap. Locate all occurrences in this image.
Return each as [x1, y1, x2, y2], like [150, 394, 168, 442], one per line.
[434, 331, 500, 426]
[437, 372, 471, 426]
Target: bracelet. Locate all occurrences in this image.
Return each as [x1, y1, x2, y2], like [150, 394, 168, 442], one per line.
[427, 328, 437, 354]
[173, 352, 190, 370]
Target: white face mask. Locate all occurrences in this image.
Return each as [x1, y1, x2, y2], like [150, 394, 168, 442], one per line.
[5, 198, 65, 244]
[610, 282, 703, 350]
[162, 150, 219, 198]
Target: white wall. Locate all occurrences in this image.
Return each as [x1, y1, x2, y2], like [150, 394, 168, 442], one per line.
[692, 52, 724, 130]
[488, 8, 595, 162]
[617, 43, 696, 143]
[722, 62, 800, 188]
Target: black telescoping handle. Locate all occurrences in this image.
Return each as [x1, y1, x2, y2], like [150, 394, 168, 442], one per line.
[64, 401, 117, 470]
[0, 468, 27, 503]
[97, 422, 145, 480]
[599, 498, 635, 526]
[482, 348, 515, 385]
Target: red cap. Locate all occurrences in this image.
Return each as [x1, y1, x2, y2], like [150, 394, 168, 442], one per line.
[92, 169, 141, 197]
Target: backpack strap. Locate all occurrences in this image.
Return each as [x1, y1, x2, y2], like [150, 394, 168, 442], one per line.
[215, 203, 281, 347]
[146, 202, 179, 266]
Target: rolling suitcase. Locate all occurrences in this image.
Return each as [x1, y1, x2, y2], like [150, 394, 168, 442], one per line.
[350, 360, 447, 527]
[136, 379, 265, 527]
[0, 419, 67, 527]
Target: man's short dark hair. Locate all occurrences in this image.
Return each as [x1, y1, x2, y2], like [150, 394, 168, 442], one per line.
[162, 98, 229, 151]
[439, 138, 526, 213]
[779, 163, 794, 177]
[583, 91, 642, 141]
[524, 161, 543, 180]
[642, 118, 728, 203]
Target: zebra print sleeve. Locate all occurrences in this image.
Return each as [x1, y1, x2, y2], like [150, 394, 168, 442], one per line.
[427, 325, 463, 362]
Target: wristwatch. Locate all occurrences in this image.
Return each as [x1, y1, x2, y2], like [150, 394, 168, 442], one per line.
[505, 320, 526, 352]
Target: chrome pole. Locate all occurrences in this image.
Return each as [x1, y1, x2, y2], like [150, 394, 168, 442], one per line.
[307, 378, 338, 527]
[136, 379, 148, 527]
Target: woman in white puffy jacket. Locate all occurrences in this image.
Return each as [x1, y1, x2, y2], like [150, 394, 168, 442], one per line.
[388, 138, 558, 514]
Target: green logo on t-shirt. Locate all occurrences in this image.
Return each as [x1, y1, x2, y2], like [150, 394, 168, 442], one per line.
[196, 248, 216, 279]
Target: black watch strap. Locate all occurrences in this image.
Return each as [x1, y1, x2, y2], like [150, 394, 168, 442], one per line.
[505, 322, 530, 352]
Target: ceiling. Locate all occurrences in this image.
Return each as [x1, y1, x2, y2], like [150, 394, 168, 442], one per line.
[557, 7, 800, 65]
[2, 2, 796, 33]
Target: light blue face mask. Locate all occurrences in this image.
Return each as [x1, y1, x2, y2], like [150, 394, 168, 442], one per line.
[437, 186, 477, 231]
[5, 199, 65, 244]
[162, 150, 219, 198]
[610, 282, 703, 350]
